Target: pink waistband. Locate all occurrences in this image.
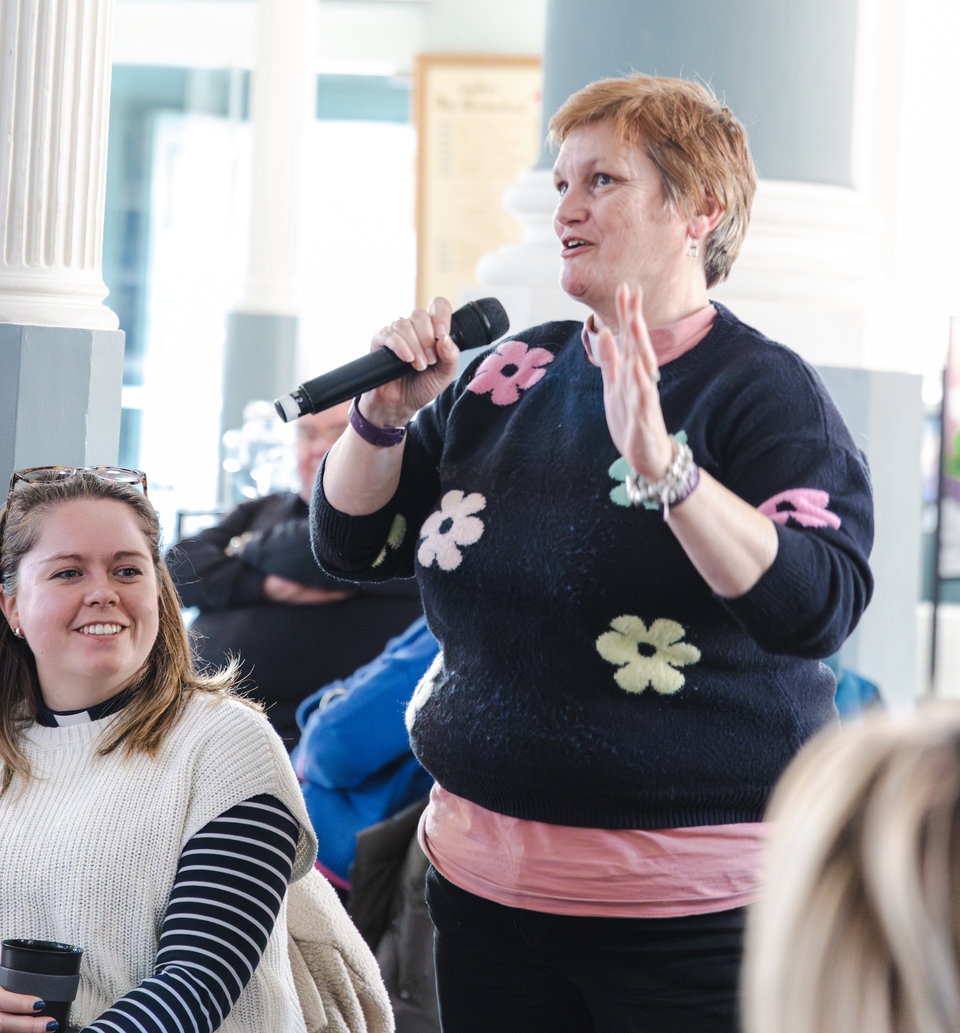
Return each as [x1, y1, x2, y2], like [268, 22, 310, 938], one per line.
[419, 785, 768, 918]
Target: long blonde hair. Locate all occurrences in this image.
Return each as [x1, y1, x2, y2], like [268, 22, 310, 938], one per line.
[743, 704, 960, 1033]
[0, 472, 246, 796]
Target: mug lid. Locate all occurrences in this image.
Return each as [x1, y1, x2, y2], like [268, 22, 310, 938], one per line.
[1, 940, 83, 975]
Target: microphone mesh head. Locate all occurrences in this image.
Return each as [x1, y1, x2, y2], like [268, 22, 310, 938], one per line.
[452, 304, 487, 350]
[452, 298, 510, 350]
[473, 298, 510, 342]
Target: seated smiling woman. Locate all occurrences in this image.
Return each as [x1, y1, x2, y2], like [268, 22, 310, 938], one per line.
[0, 468, 318, 1033]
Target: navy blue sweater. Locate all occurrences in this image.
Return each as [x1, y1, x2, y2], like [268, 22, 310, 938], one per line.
[311, 305, 874, 830]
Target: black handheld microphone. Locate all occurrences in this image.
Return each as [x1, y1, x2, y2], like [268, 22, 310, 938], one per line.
[274, 298, 510, 422]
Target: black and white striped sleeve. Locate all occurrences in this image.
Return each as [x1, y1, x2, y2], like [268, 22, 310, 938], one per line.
[82, 794, 299, 1033]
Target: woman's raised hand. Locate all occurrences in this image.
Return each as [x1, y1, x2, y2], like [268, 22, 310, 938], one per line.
[595, 283, 674, 481]
[0, 987, 54, 1032]
[322, 299, 458, 516]
[360, 297, 459, 426]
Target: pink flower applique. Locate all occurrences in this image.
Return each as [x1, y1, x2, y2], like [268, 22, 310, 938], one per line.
[467, 339, 555, 406]
[758, 489, 841, 530]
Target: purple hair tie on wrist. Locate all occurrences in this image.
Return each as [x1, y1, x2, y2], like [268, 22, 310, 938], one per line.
[349, 396, 407, 447]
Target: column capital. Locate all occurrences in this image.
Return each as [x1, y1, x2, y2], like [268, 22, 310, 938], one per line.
[0, 0, 119, 330]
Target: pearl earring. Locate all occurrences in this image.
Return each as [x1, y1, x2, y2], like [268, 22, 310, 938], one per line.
[687, 240, 699, 258]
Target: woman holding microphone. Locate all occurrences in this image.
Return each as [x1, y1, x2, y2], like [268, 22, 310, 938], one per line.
[313, 75, 874, 1033]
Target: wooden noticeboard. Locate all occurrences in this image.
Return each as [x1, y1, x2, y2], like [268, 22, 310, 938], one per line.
[414, 54, 542, 309]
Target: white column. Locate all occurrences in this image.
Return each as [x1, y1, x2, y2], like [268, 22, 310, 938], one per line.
[471, 169, 590, 332]
[0, 0, 119, 330]
[0, 0, 124, 488]
[237, 0, 314, 316]
[220, 0, 314, 449]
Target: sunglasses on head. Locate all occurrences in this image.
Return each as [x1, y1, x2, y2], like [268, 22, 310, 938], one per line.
[6, 466, 149, 502]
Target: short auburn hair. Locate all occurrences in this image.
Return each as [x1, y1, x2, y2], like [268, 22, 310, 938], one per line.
[548, 75, 757, 288]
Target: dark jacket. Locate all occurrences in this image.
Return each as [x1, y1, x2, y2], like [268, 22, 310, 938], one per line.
[350, 800, 440, 1033]
[167, 492, 421, 747]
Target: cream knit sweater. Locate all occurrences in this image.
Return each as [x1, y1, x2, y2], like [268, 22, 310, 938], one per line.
[0, 692, 318, 1031]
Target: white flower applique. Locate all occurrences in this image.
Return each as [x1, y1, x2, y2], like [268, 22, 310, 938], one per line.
[405, 651, 444, 732]
[417, 490, 487, 571]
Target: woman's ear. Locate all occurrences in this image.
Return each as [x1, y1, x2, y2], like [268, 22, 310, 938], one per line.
[688, 196, 724, 244]
[0, 591, 20, 631]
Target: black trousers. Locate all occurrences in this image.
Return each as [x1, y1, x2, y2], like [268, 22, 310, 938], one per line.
[425, 867, 744, 1033]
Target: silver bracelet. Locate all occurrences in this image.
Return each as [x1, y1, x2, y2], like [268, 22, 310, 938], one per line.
[624, 437, 700, 520]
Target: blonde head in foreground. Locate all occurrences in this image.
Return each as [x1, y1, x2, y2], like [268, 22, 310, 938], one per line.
[743, 704, 960, 1033]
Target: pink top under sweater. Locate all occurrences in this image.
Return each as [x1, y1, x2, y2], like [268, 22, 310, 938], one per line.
[420, 786, 768, 917]
[581, 303, 717, 367]
[420, 302, 765, 919]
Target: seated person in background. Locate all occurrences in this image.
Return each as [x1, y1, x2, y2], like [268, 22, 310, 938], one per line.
[168, 401, 422, 748]
[293, 615, 437, 893]
[743, 703, 960, 1033]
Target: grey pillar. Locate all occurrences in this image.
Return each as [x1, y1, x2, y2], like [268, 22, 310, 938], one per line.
[220, 313, 298, 437]
[0, 326, 124, 488]
[538, 0, 858, 185]
[815, 368, 923, 707]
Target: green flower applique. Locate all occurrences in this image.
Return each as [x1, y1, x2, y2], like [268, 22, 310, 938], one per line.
[608, 430, 688, 508]
[372, 513, 407, 568]
[596, 615, 700, 695]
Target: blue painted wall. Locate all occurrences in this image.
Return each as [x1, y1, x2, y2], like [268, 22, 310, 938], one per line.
[316, 75, 410, 122]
